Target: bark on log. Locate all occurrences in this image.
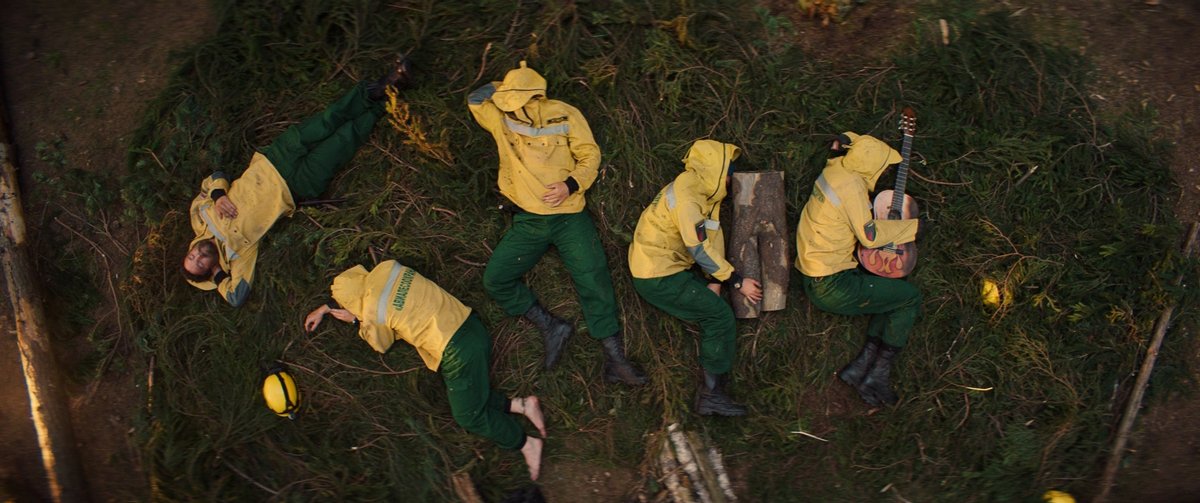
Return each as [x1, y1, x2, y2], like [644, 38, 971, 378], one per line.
[729, 171, 789, 319]
[0, 88, 89, 502]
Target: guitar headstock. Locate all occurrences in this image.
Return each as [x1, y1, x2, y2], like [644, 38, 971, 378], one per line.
[898, 107, 917, 136]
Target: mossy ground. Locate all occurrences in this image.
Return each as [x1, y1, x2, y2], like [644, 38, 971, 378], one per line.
[107, 0, 1198, 500]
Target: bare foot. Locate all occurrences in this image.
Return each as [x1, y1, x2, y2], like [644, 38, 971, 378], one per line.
[520, 436, 543, 481]
[512, 396, 547, 437]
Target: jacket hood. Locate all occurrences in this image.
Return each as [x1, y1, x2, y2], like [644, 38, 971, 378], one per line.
[682, 139, 741, 202]
[493, 61, 547, 112]
[331, 265, 369, 318]
[839, 132, 902, 190]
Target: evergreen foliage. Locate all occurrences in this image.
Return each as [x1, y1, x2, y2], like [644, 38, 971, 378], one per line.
[113, 0, 1196, 500]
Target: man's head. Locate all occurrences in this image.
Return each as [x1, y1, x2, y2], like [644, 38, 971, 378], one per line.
[182, 239, 219, 282]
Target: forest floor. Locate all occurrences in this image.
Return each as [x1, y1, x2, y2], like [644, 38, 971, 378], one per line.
[0, 0, 1196, 500]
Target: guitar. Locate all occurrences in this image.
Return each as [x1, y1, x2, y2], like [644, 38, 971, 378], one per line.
[857, 107, 918, 278]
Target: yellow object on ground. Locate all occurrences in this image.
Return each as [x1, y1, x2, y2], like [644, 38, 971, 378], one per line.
[981, 277, 1013, 308]
[262, 367, 300, 419]
[1042, 490, 1075, 503]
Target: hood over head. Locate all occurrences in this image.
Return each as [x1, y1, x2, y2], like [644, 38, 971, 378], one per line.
[839, 132, 902, 190]
[492, 61, 547, 112]
[330, 265, 369, 318]
[682, 139, 741, 202]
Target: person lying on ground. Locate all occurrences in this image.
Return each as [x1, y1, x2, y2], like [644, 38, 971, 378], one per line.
[304, 260, 546, 480]
[627, 139, 763, 417]
[467, 60, 646, 385]
[795, 132, 927, 407]
[182, 55, 411, 306]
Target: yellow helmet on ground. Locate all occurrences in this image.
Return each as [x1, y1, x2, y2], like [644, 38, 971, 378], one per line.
[1043, 490, 1075, 503]
[262, 365, 300, 419]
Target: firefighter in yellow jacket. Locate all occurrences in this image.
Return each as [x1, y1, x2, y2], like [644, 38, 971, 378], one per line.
[795, 132, 926, 407]
[304, 260, 547, 481]
[182, 56, 411, 306]
[466, 61, 645, 385]
[628, 140, 763, 417]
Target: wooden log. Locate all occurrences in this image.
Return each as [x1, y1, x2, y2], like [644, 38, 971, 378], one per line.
[0, 88, 89, 501]
[729, 171, 789, 319]
[1094, 222, 1199, 503]
[449, 472, 483, 503]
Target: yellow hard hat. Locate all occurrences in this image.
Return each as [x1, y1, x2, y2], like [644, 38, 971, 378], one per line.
[1043, 490, 1075, 503]
[262, 366, 300, 419]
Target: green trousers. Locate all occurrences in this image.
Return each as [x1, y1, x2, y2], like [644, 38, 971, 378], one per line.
[632, 271, 736, 375]
[439, 313, 525, 451]
[262, 81, 385, 200]
[483, 211, 620, 340]
[801, 269, 922, 348]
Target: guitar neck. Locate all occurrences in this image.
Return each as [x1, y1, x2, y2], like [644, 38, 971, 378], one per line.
[889, 131, 913, 214]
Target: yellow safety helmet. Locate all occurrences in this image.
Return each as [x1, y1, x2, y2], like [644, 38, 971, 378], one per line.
[1043, 490, 1075, 503]
[262, 365, 300, 419]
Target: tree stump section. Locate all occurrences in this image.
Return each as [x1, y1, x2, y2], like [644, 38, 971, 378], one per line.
[729, 171, 789, 319]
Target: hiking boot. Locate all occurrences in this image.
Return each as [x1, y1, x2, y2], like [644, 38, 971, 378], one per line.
[696, 370, 747, 417]
[368, 53, 413, 100]
[523, 303, 573, 369]
[837, 337, 881, 387]
[856, 343, 901, 407]
[600, 335, 647, 386]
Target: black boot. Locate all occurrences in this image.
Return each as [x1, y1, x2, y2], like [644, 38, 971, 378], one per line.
[856, 344, 901, 407]
[523, 303, 573, 369]
[695, 370, 747, 417]
[368, 53, 414, 100]
[599, 335, 647, 386]
[837, 337, 881, 387]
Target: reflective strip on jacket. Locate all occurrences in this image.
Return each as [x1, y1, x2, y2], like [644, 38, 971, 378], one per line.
[330, 260, 471, 372]
[795, 133, 918, 277]
[186, 153, 296, 306]
[468, 82, 601, 215]
[629, 140, 741, 280]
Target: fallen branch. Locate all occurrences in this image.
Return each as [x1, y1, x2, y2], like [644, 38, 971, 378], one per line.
[0, 82, 89, 502]
[1095, 222, 1199, 502]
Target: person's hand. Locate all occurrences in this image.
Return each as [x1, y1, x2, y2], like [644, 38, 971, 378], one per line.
[706, 283, 722, 296]
[542, 182, 569, 207]
[304, 305, 328, 332]
[740, 278, 764, 303]
[329, 308, 357, 324]
[215, 195, 239, 219]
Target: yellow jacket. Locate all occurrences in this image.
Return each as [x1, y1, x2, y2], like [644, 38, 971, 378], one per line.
[330, 261, 472, 371]
[629, 140, 741, 281]
[795, 133, 919, 277]
[468, 62, 601, 215]
[187, 152, 296, 306]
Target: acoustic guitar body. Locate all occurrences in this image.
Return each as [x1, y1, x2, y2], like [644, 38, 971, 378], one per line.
[856, 189, 918, 278]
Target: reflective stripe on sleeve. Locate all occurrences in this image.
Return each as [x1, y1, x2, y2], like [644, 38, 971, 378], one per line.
[815, 174, 842, 208]
[376, 263, 403, 326]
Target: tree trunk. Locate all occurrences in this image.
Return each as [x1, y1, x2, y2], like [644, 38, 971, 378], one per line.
[0, 89, 89, 502]
[729, 171, 789, 319]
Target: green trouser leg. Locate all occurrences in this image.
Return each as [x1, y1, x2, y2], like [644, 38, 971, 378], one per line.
[263, 81, 386, 200]
[439, 314, 525, 451]
[632, 271, 736, 374]
[483, 211, 621, 339]
[802, 269, 922, 347]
